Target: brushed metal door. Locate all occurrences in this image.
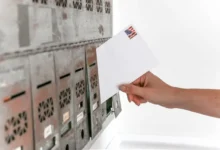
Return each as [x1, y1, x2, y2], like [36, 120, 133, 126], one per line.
[29, 52, 60, 150]
[0, 57, 34, 150]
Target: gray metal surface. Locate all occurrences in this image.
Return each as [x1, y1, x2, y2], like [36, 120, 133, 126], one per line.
[29, 52, 60, 150]
[0, 0, 112, 54]
[0, 0, 114, 149]
[0, 57, 34, 150]
[112, 93, 122, 117]
[75, 119, 90, 150]
[85, 44, 102, 139]
[18, 4, 30, 47]
[54, 49, 76, 150]
[101, 101, 107, 123]
[71, 0, 113, 42]
[72, 46, 90, 150]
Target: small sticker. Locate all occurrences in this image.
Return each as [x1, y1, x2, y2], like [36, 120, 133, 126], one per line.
[14, 147, 22, 150]
[77, 112, 84, 123]
[44, 125, 53, 139]
[125, 26, 137, 39]
[93, 102, 98, 111]
[63, 111, 70, 123]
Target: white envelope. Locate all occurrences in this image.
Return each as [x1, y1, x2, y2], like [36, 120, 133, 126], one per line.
[97, 25, 158, 103]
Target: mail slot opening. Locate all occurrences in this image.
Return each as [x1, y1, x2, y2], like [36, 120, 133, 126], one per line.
[4, 91, 26, 103]
[60, 73, 70, 80]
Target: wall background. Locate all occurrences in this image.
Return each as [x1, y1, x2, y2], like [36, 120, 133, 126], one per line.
[113, 0, 220, 140]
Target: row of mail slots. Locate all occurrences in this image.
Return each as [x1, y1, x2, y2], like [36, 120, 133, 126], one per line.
[32, 0, 111, 12]
[0, 43, 121, 150]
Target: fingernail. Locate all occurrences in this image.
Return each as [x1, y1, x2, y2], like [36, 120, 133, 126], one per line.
[119, 85, 127, 92]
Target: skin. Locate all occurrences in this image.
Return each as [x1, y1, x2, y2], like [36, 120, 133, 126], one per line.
[119, 71, 220, 118]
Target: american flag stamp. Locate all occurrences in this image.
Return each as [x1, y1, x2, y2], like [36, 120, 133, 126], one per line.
[125, 26, 137, 39]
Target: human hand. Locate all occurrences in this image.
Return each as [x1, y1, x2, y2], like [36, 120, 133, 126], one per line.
[119, 72, 180, 108]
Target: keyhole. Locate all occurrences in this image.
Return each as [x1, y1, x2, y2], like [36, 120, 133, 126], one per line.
[93, 93, 97, 99]
[66, 144, 69, 150]
[80, 101, 83, 108]
[81, 129, 84, 139]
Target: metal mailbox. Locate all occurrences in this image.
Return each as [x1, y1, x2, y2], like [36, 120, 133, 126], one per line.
[85, 44, 102, 139]
[29, 52, 60, 150]
[54, 49, 76, 150]
[0, 57, 34, 150]
[72, 46, 90, 150]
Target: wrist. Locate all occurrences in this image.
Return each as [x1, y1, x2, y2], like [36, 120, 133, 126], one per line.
[172, 87, 190, 109]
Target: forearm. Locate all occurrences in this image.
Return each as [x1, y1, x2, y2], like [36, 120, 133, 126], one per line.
[174, 88, 220, 118]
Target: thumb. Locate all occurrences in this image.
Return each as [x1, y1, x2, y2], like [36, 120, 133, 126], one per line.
[119, 84, 146, 98]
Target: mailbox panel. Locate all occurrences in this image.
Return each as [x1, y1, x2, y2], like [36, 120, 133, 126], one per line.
[54, 49, 76, 150]
[85, 44, 102, 139]
[29, 52, 60, 150]
[0, 57, 34, 150]
[72, 46, 90, 150]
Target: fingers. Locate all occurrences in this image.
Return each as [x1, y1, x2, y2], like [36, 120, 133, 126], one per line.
[126, 94, 130, 102]
[127, 94, 133, 102]
[119, 84, 146, 98]
[127, 94, 143, 106]
[132, 99, 141, 106]
[131, 95, 147, 106]
[132, 95, 144, 102]
[120, 84, 149, 106]
[139, 99, 148, 104]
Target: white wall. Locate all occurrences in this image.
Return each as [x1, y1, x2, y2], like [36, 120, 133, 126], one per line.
[113, 0, 220, 140]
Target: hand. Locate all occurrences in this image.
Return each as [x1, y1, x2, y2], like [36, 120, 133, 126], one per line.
[119, 72, 180, 108]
